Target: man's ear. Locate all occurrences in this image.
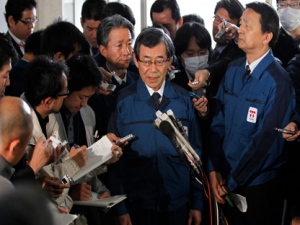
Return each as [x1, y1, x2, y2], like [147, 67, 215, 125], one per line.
[8, 139, 21, 162]
[263, 32, 273, 46]
[178, 18, 183, 28]
[41, 97, 53, 109]
[80, 17, 83, 28]
[133, 53, 139, 69]
[7, 15, 16, 27]
[169, 56, 173, 66]
[99, 45, 107, 58]
[53, 52, 65, 62]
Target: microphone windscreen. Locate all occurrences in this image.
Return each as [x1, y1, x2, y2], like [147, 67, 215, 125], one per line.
[159, 121, 175, 137]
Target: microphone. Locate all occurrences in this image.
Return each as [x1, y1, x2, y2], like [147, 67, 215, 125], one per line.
[159, 121, 190, 167]
[159, 120, 201, 175]
[157, 110, 203, 167]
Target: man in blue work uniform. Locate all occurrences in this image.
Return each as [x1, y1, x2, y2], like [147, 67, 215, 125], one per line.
[207, 2, 295, 225]
[108, 27, 204, 225]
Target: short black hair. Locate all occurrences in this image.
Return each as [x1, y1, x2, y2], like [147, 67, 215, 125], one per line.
[41, 21, 91, 59]
[24, 56, 68, 107]
[134, 27, 174, 61]
[174, 22, 211, 58]
[24, 30, 43, 55]
[150, 0, 181, 23]
[5, 0, 37, 27]
[66, 55, 103, 93]
[182, 14, 205, 26]
[97, 14, 134, 47]
[246, 2, 279, 48]
[81, 0, 106, 23]
[0, 33, 17, 70]
[101, 2, 136, 26]
[214, 0, 244, 25]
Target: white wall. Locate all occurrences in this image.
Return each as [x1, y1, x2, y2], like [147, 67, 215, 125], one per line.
[0, 0, 7, 33]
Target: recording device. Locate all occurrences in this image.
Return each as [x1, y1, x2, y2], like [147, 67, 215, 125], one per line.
[274, 127, 296, 135]
[168, 70, 181, 80]
[215, 19, 227, 39]
[61, 174, 73, 184]
[101, 82, 117, 92]
[49, 136, 68, 148]
[188, 92, 201, 100]
[115, 134, 135, 145]
[154, 110, 202, 168]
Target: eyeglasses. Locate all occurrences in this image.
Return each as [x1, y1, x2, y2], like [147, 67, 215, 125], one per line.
[277, 2, 300, 8]
[18, 17, 38, 26]
[138, 58, 170, 67]
[56, 89, 70, 97]
[213, 15, 224, 23]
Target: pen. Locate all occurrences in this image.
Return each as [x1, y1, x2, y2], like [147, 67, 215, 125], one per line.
[274, 127, 296, 135]
[73, 143, 80, 148]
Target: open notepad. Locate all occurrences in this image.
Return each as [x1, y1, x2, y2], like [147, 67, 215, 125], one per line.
[48, 202, 78, 225]
[72, 135, 113, 181]
[73, 192, 126, 208]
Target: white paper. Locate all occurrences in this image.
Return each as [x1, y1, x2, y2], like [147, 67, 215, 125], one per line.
[228, 193, 248, 212]
[72, 135, 113, 181]
[73, 192, 126, 208]
[48, 202, 78, 225]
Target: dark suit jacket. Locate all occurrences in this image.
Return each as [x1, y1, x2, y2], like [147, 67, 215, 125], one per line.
[6, 32, 23, 62]
[88, 67, 139, 136]
[273, 27, 300, 69]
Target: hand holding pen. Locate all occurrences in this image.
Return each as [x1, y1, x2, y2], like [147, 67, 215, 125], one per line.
[69, 144, 87, 168]
[277, 122, 300, 142]
[27, 137, 52, 174]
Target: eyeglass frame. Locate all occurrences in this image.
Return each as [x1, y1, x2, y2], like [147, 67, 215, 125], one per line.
[213, 15, 224, 23]
[137, 58, 170, 67]
[18, 17, 38, 26]
[277, 1, 300, 8]
[56, 89, 70, 97]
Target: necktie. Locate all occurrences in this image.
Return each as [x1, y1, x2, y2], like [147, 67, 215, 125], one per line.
[242, 65, 251, 83]
[152, 92, 161, 110]
[121, 80, 126, 87]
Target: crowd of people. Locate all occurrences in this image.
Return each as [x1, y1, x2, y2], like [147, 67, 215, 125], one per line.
[0, 0, 300, 225]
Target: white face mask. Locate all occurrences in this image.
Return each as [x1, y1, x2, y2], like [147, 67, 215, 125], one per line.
[182, 55, 208, 78]
[278, 7, 300, 31]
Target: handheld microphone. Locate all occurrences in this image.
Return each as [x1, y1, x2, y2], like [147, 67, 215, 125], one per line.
[157, 111, 203, 167]
[159, 120, 191, 169]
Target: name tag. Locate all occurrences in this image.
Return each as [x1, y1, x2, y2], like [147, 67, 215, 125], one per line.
[183, 126, 189, 137]
[247, 107, 257, 123]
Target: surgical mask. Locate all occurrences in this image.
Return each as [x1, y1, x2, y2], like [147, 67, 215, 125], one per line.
[182, 55, 208, 78]
[278, 7, 300, 31]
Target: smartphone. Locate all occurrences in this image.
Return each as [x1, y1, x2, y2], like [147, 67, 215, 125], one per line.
[115, 134, 135, 145]
[215, 28, 226, 39]
[215, 19, 227, 39]
[274, 127, 296, 135]
[188, 92, 201, 100]
[101, 82, 117, 92]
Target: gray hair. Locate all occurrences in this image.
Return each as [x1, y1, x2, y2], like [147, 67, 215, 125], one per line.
[97, 14, 134, 47]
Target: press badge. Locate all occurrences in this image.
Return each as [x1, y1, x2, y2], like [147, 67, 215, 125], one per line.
[247, 107, 257, 123]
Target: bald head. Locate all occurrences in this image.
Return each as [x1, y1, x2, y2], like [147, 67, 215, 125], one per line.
[0, 97, 33, 165]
